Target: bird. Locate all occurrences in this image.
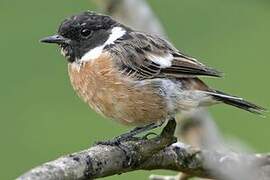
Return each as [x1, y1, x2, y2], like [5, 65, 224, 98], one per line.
[40, 11, 265, 143]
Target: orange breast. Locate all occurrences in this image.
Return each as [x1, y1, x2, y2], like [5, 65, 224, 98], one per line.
[68, 53, 168, 126]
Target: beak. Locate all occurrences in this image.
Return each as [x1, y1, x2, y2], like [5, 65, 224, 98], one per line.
[40, 34, 69, 44]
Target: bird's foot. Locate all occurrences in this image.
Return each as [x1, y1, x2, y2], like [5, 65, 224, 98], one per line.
[141, 132, 158, 140]
[95, 122, 162, 146]
[94, 119, 176, 167]
[95, 132, 158, 146]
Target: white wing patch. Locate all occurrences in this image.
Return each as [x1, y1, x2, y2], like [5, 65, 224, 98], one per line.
[146, 53, 174, 68]
[80, 27, 126, 62]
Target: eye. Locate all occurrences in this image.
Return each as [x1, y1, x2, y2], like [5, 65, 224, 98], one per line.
[80, 29, 92, 38]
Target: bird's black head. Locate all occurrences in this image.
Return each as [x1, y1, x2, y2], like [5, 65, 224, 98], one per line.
[40, 11, 123, 62]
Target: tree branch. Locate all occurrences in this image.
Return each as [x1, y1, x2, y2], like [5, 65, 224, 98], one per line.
[17, 120, 270, 180]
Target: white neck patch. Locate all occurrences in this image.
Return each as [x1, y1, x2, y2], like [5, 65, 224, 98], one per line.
[79, 27, 126, 62]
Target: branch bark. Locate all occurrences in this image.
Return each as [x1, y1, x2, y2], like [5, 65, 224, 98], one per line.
[17, 120, 270, 180]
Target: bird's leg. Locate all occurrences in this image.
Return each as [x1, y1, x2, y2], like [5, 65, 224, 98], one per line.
[95, 118, 176, 167]
[117, 123, 163, 140]
[96, 118, 177, 146]
[96, 122, 164, 146]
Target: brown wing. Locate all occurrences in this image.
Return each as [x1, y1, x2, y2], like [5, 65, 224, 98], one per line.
[108, 31, 222, 80]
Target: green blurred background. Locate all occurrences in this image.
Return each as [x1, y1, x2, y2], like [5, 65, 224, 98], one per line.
[0, 0, 269, 179]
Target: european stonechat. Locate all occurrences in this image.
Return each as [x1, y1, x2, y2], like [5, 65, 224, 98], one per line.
[41, 11, 265, 142]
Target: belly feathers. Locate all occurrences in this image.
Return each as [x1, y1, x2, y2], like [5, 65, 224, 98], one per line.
[68, 54, 167, 125]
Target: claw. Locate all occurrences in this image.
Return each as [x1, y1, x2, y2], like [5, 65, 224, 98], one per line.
[142, 132, 158, 140]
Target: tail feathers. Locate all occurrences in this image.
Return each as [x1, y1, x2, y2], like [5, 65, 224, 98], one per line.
[208, 90, 266, 115]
